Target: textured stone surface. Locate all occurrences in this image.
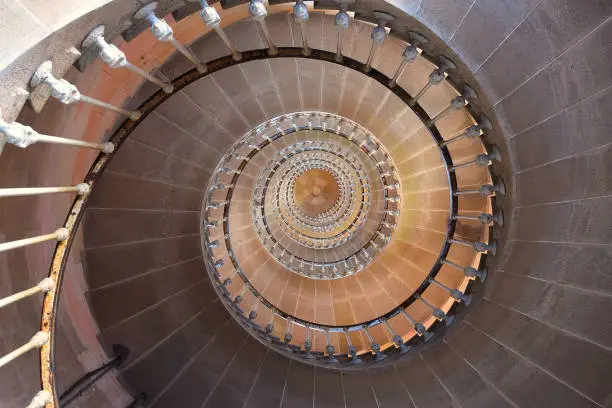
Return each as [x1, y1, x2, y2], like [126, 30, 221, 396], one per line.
[495, 16, 612, 136]
[369, 365, 415, 407]
[509, 86, 612, 171]
[468, 300, 612, 405]
[396, 356, 456, 408]
[203, 337, 268, 408]
[244, 350, 290, 408]
[416, 0, 475, 42]
[422, 341, 516, 408]
[446, 323, 600, 408]
[0, 1, 49, 71]
[484, 271, 612, 349]
[449, 0, 540, 71]
[512, 196, 612, 244]
[500, 240, 612, 294]
[341, 370, 378, 408]
[314, 368, 345, 408]
[476, 0, 612, 103]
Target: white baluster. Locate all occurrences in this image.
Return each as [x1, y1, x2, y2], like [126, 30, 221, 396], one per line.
[83, 25, 174, 93]
[0, 119, 114, 153]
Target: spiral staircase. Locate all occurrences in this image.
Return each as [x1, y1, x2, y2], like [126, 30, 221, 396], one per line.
[0, 0, 610, 407]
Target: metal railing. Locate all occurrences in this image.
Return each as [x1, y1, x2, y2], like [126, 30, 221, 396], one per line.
[0, 0, 505, 405]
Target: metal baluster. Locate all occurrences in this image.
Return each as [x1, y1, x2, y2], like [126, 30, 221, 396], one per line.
[383, 319, 410, 354]
[200, 0, 241, 61]
[248, 300, 259, 323]
[213, 259, 225, 281]
[450, 238, 498, 256]
[206, 200, 228, 211]
[399, 308, 433, 342]
[375, 230, 390, 243]
[384, 209, 400, 217]
[442, 115, 492, 146]
[26, 391, 53, 408]
[0, 331, 48, 368]
[0, 228, 68, 253]
[31, 61, 142, 120]
[410, 56, 456, 106]
[294, 0, 310, 55]
[135, 3, 207, 73]
[453, 210, 503, 227]
[233, 284, 247, 308]
[222, 268, 238, 291]
[335, 4, 350, 62]
[304, 325, 313, 354]
[384, 183, 399, 190]
[231, 151, 249, 162]
[250, 0, 277, 56]
[284, 318, 293, 343]
[208, 239, 221, 249]
[427, 85, 476, 126]
[325, 330, 336, 362]
[203, 220, 219, 230]
[264, 312, 276, 339]
[218, 166, 240, 175]
[416, 294, 455, 326]
[0, 183, 89, 198]
[442, 259, 488, 282]
[365, 12, 392, 72]
[454, 179, 506, 197]
[209, 182, 232, 192]
[82, 26, 174, 93]
[0, 119, 114, 153]
[389, 31, 427, 87]
[344, 330, 362, 363]
[245, 137, 261, 151]
[451, 145, 501, 171]
[0, 278, 54, 309]
[430, 278, 473, 305]
[363, 326, 384, 360]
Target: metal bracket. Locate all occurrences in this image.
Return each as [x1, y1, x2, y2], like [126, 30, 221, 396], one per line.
[29, 47, 81, 113]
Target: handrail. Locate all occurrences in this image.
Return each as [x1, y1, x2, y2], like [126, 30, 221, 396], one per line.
[58, 344, 129, 406]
